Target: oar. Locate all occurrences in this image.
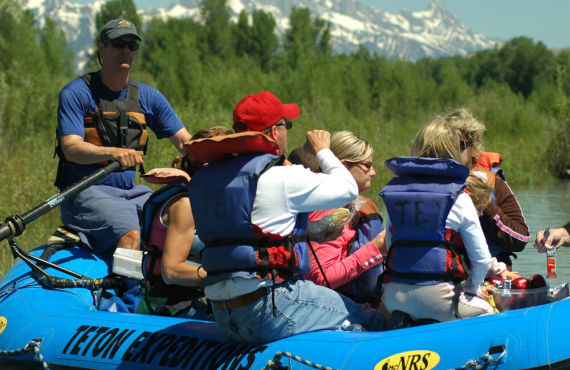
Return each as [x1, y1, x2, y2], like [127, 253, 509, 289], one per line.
[0, 161, 122, 242]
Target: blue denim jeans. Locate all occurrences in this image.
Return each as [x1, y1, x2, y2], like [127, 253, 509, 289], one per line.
[211, 279, 386, 343]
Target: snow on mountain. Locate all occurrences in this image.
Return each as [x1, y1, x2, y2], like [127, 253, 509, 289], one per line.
[22, 0, 500, 72]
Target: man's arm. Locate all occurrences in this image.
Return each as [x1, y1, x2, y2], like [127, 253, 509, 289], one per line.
[168, 127, 192, 154]
[61, 134, 144, 169]
[285, 130, 358, 214]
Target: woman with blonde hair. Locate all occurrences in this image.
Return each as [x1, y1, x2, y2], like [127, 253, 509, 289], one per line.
[296, 130, 386, 307]
[380, 117, 493, 324]
[445, 108, 530, 269]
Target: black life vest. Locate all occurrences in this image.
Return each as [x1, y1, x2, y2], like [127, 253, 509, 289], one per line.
[54, 72, 148, 187]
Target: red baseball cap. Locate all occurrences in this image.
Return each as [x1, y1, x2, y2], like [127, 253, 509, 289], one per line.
[233, 91, 300, 132]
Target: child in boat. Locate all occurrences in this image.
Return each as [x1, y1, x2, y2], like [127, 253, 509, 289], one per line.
[466, 174, 521, 282]
[380, 116, 494, 323]
[446, 108, 530, 268]
[289, 131, 387, 306]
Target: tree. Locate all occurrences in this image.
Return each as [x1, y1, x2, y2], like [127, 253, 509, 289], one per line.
[95, 0, 141, 33]
[38, 17, 74, 77]
[141, 17, 203, 107]
[250, 10, 278, 71]
[199, 0, 233, 60]
[232, 10, 251, 57]
[284, 8, 331, 69]
[315, 18, 331, 56]
[499, 37, 556, 98]
[0, 3, 54, 137]
[284, 8, 316, 68]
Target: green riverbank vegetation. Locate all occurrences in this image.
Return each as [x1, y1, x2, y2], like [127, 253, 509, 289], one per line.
[0, 0, 568, 277]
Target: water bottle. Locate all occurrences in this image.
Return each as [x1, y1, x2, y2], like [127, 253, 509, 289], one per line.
[502, 279, 511, 298]
[544, 228, 558, 279]
[341, 319, 363, 332]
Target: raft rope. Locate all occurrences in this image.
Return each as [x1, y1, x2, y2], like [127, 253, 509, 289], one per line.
[0, 338, 50, 370]
[261, 351, 338, 370]
[458, 344, 506, 369]
[8, 238, 126, 306]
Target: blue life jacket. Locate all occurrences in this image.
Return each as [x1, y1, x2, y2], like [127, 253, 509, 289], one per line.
[347, 209, 384, 302]
[380, 156, 471, 285]
[189, 153, 311, 286]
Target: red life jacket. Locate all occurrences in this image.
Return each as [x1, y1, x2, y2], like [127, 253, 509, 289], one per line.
[183, 131, 280, 163]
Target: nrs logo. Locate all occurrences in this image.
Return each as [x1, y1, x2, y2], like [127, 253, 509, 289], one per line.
[375, 350, 440, 370]
[0, 317, 7, 335]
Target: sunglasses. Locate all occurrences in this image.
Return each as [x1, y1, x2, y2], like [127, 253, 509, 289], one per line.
[348, 161, 373, 173]
[460, 138, 472, 151]
[275, 119, 293, 130]
[109, 39, 139, 51]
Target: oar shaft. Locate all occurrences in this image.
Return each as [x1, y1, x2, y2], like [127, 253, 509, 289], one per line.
[1, 161, 121, 242]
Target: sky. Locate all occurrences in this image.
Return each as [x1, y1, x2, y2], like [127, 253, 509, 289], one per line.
[72, 0, 570, 49]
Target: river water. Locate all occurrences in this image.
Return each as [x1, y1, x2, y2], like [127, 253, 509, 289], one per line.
[510, 181, 570, 287]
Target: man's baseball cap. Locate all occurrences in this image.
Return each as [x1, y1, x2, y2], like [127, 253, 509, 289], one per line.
[233, 91, 300, 132]
[99, 18, 141, 42]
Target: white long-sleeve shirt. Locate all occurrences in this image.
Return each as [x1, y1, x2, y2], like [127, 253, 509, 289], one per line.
[206, 148, 358, 300]
[385, 192, 491, 295]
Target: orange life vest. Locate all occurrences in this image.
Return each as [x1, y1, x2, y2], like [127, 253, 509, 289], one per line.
[471, 152, 504, 186]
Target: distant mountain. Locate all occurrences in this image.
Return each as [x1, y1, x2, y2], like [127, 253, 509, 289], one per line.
[23, 0, 501, 72]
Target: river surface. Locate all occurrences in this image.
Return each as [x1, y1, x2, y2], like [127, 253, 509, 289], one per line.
[508, 181, 570, 287]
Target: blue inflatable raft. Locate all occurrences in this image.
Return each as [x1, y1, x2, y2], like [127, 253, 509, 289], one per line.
[0, 164, 568, 369]
[0, 243, 569, 370]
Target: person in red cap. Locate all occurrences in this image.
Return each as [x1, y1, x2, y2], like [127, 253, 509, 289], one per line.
[232, 90, 299, 153]
[54, 17, 191, 256]
[188, 91, 388, 343]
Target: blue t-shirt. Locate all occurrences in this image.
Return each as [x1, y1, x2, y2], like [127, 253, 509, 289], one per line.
[56, 75, 184, 189]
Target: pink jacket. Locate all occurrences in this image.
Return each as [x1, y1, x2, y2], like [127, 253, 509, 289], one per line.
[305, 203, 383, 293]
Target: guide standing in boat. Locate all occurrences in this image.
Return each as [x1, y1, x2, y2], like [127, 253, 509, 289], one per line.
[54, 18, 191, 253]
[189, 91, 387, 343]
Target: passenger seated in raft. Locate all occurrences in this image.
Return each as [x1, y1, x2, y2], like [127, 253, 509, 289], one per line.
[446, 108, 530, 269]
[466, 175, 521, 282]
[188, 91, 388, 344]
[137, 126, 233, 319]
[380, 117, 495, 323]
[289, 131, 388, 308]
